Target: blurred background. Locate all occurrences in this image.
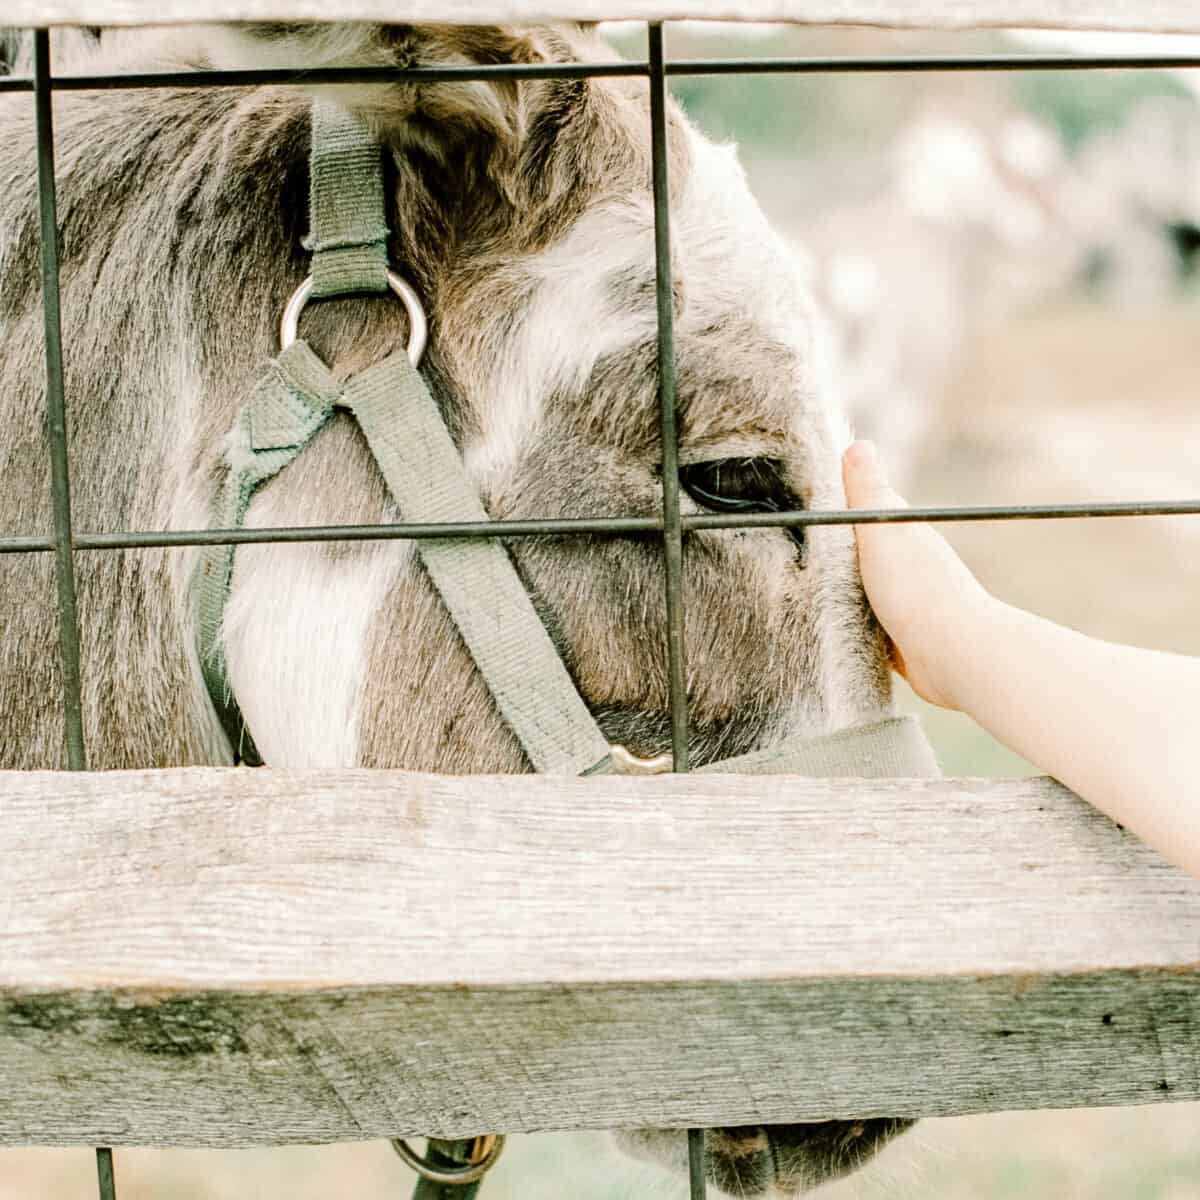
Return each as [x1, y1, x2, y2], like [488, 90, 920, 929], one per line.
[4, 18, 1200, 1200]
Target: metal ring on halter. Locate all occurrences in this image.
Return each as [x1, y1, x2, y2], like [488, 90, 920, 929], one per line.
[279, 270, 429, 367]
[390, 1135, 506, 1185]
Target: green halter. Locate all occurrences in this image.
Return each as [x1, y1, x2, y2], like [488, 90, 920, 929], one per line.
[191, 98, 940, 786]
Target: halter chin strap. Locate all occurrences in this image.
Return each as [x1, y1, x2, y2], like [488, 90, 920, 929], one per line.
[191, 97, 942, 786]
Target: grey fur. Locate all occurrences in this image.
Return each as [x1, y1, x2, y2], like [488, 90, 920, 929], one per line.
[0, 20, 902, 1194]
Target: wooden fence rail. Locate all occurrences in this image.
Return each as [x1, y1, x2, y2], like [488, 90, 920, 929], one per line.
[5, 2, 1200, 33]
[2, 767, 1199, 1147]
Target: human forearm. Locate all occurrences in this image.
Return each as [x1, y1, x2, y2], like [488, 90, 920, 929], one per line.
[951, 600, 1200, 876]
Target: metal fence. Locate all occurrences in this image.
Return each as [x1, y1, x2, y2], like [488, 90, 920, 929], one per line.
[3, 20, 1200, 1200]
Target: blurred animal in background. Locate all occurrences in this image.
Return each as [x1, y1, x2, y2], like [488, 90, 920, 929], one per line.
[1069, 95, 1200, 303]
[795, 103, 1076, 482]
[797, 90, 1200, 483]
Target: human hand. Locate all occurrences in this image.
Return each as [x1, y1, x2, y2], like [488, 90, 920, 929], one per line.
[842, 440, 998, 711]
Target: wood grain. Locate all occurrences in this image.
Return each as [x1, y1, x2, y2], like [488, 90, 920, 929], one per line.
[4, 1, 1200, 33]
[3, 768, 1199, 1146]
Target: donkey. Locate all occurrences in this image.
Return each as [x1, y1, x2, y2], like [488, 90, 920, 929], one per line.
[0, 21, 909, 1195]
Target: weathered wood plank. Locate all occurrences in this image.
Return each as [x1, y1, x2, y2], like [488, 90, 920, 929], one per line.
[4, 0, 1200, 33]
[2, 768, 1199, 1146]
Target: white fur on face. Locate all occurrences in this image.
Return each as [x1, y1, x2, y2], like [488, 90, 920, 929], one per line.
[462, 195, 662, 488]
[675, 135, 813, 347]
[221, 539, 406, 767]
[464, 128, 822, 486]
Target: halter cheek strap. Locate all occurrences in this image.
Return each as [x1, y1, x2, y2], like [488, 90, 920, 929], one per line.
[190, 97, 942, 785]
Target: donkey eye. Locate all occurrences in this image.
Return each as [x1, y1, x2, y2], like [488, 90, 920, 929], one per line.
[680, 457, 807, 562]
[679, 458, 792, 513]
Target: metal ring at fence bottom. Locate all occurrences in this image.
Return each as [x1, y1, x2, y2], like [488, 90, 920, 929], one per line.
[390, 1135, 506, 1186]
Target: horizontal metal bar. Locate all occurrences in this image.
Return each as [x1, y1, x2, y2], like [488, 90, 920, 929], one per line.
[0, 60, 648, 94]
[670, 53, 1200, 75]
[1, 499, 1198, 556]
[0, 517, 659, 555]
[2, 52, 1198, 95]
[687, 498, 1200, 530]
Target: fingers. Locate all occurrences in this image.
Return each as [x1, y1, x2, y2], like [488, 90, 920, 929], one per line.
[840, 440, 996, 712]
[842, 439, 908, 513]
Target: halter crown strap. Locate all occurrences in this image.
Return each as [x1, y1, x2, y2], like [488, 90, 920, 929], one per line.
[304, 99, 391, 298]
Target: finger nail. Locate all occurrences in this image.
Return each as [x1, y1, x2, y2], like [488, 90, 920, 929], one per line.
[846, 439, 879, 471]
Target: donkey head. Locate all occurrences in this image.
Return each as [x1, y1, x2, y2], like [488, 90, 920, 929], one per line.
[0, 20, 907, 1193]
[197, 21, 895, 778]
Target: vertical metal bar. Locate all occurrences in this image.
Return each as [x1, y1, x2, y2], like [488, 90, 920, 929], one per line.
[34, 26, 109, 1200]
[33, 28, 87, 774]
[653, 29, 701, 1196]
[95, 1149, 116, 1200]
[688, 1129, 706, 1199]
[409, 1140, 484, 1200]
[648, 22, 690, 774]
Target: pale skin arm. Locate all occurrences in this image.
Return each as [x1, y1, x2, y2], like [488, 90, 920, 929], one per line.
[842, 439, 1200, 879]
